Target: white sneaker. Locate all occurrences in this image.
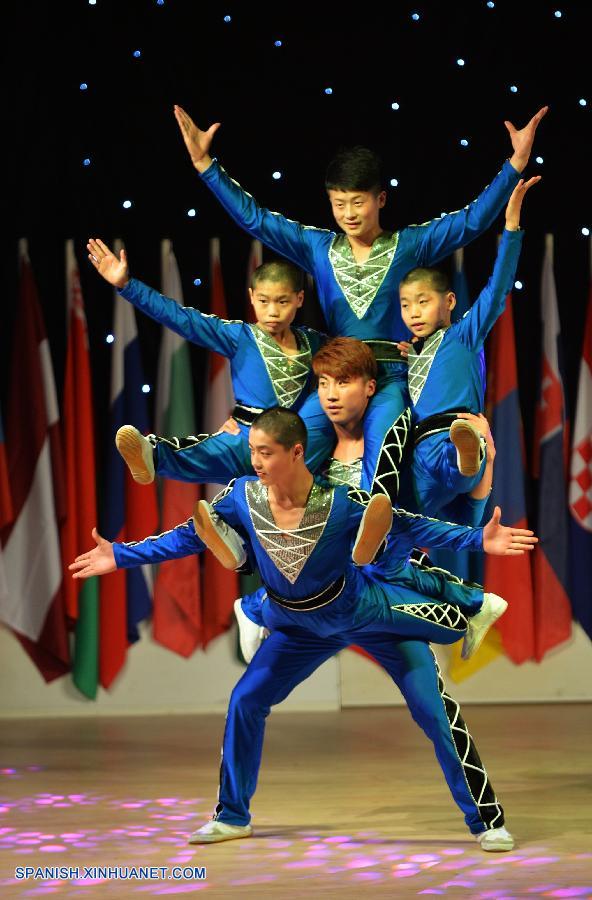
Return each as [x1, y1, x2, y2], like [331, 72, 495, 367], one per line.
[187, 820, 253, 845]
[116, 425, 155, 484]
[461, 592, 508, 659]
[234, 598, 269, 663]
[476, 825, 515, 852]
[352, 493, 393, 566]
[193, 500, 247, 570]
[449, 419, 484, 477]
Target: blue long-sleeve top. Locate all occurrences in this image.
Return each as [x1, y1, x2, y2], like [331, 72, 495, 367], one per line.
[407, 228, 523, 421]
[199, 158, 521, 342]
[118, 278, 325, 412]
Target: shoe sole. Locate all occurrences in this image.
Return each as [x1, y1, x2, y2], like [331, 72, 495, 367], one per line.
[193, 501, 243, 570]
[187, 826, 253, 845]
[352, 494, 393, 566]
[450, 421, 481, 477]
[116, 426, 154, 484]
[479, 836, 515, 852]
[461, 597, 508, 659]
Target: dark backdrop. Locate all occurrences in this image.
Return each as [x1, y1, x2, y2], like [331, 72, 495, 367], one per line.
[2, 0, 590, 487]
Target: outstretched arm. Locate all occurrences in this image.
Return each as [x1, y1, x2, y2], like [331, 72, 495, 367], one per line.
[506, 106, 548, 173]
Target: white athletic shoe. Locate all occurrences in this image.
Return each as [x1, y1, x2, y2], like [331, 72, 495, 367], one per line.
[115, 425, 155, 484]
[352, 493, 393, 566]
[193, 500, 247, 570]
[461, 592, 508, 659]
[476, 825, 515, 852]
[234, 598, 268, 663]
[187, 820, 253, 845]
[449, 419, 484, 477]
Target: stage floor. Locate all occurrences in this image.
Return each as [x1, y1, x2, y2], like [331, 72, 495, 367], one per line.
[1, 704, 591, 898]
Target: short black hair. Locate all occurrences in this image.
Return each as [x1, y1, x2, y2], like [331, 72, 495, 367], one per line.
[251, 407, 308, 452]
[400, 267, 451, 293]
[325, 146, 383, 194]
[251, 259, 304, 293]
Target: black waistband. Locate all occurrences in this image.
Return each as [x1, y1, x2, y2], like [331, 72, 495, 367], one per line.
[413, 409, 471, 446]
[232, 404, 265, 426]
[362, 340, 407, 364]
[265, 574, 346, 611]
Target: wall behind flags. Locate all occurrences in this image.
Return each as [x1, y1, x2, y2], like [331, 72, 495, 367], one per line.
[1, 2, 591, 714]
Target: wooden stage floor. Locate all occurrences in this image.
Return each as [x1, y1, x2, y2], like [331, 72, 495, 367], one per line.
[1, 704, 591, 898]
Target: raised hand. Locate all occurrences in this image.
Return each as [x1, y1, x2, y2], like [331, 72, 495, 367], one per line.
[505, 176, 541, 230]
[174, 105, 220, 173]
[69, 528, 117, 579]
[482, 506, 537, 556]
[506, 106, 548, 172]
[87, 238, 129, 289]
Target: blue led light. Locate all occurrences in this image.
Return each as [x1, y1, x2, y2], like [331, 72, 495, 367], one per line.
[579, 98, 587, 106]
[106, 334, 115, 344]
[554, 10, 562, 18]
[83, 158, 91, 166]
[272, 171, 282, 180]
[133, 50, 141, 58]
[510, 85, 518, 93]
[187, 208, 196, 217]
[79, 83, 88, 91]
[411, 12, 420, 20]
[122, 200, 132, 209]
[514, 280, 523, 290]
[274, 40, 282, 47]
[487, 1, 495, 7]
[390, 179, 399, 187]
[456, 58, 465, 66]
[193, 278, 202, 287]
[156, 0, 164, 4]
[391, 102, 400, 110]
[324, 87, 333, 95]
[142, 384, 151, 394]
[224, 15, 231, 22]
[535, 156, 544, 164]
[88, 0, 97, 5]
[582, 228, 590, 236]
[460, 139, 469, 147]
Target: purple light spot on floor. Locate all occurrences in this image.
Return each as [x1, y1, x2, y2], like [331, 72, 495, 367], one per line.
[345, 857, 377, 869]
[443, 880, 477, 888]
[441, 847, 466, 855]
[110, 829, 127, 834]
[392, 868, 420, 878]
[60, 833, 84, 839]
[19, 832, 43, 837]
[0, 768, 17, 775]
[267, 840, 292, 848]
[396, 863, 420, 870]
[14, 849, 33, 855]
[419, 892, 446, 896]
[157, 837, 181, 844]
[36, 799, 54, 805]
[72, 842, 97, 849]
[39, 845, 67, 853]
[0, 807, 9, 814]
[324, 835, 351, 843]
[162, 815, 189, 821]
[68, 795, 85, 802]
[519, 856, 560, 866]
[351, 872, 384, 881]
[410, 854, 441, 863]
[548, 890, 592, 898]
[53, 803, 71, 808]
[284, 859, 327, 869]
[129, 831, 154, 837]
[339, 841, 364, 849]
[72, 879, 105, 886]
[27, 766, 43, 772]
[17, 839, 41, 845]
[121, 803, 144, 809]
[440, 860, 474, 871]
[156, 798, 178, 804]
[527, 887, 560, 894]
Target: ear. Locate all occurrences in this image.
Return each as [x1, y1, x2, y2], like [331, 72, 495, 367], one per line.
[447, 291, 457, 311]
[295, 290, 305, 308]
[377, 191, 387, 209]
[366, 378, 377, 398]
[293, 442, 305, 461]
[248, 287, 255, 307]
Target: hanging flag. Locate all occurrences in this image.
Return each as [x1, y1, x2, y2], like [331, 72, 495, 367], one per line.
[0, 240, 70, 682]
[244, 239, 263, 322]
[100, 240, 159, 688]
[201, 239, 239, 646]
[61, 241, 100, 698]
[568, 240, 592, 640]
[0, 402, 13, 611]
[532, 234, 572, 660]
[153, 239, 202, 657]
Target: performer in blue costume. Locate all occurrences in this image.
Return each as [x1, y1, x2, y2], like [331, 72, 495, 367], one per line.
[396, 176, 540, 519]
[172, 103, 547, 499]
[86, 242, 332, 482]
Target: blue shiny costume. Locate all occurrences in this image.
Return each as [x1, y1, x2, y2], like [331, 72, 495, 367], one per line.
[118, 277, 330, 479]
[198, 158, 521, 499]
[406, 229, 523, 518]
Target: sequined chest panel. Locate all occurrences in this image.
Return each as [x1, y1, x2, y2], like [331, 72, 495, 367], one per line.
[407, 330, 446, 406]
[250, 325, 312, 408]
[245, 480, 334, 584]
[328, 232, 399, 319]
[322, 457, 363, 490]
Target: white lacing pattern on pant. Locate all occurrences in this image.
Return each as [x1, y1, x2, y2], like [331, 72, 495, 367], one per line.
[245, 480, 334, 584]
[391, 602, 467, 631]
[407, 329, 445, 405]
[148, 432, 212, 451]
[430, 648, 504, 830]
[328, 232, 399, 319]
[409, 549, 483, 590]
[250, 324, 312, 408]
[371, 408, 412, 502]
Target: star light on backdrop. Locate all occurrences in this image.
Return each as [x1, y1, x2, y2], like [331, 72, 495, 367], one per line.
[272, 172, 282, 180]
[105, 334, 115, 344]
[514, 281, 523, 290]
[187, 209, 196, 217]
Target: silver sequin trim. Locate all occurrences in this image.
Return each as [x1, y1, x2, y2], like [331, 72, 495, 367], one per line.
[250, 325, 312, 408]
[245, 480, 333, 584]
[322, 457, 363, 490]
[328, 232, 399, 320]
[407, 329, 446, 405]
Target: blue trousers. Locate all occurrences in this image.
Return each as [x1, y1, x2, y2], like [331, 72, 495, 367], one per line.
[214, 629, 504, 836]
[411, 432, 486, 518]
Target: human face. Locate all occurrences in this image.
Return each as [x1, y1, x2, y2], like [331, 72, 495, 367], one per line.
[399, 279, 456, 339]
[317, 373, 376, 429]
[249, 427, 303, 486]
[327, 189, 386, 243]
[249, 280, 304, 335]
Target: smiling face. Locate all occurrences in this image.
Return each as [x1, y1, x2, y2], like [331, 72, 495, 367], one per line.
[248, 427, 304, 486]
[399, 279, 456, 339]
[249, 279, 304, 335]
[317, 373, 376, 429]
[327, 188, 386, 243]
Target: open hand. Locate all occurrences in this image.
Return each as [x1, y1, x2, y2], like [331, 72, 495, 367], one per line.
[174, 105, 220, 173]
[506, 106, 548, 172]
[69, 527, 117, 579]
[482, 506, 537, 555]
[505, 177, 541, 229]
[87, 238, 129, 289]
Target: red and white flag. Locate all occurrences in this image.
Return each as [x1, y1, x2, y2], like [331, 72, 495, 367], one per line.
[0, 240, 69, 681]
